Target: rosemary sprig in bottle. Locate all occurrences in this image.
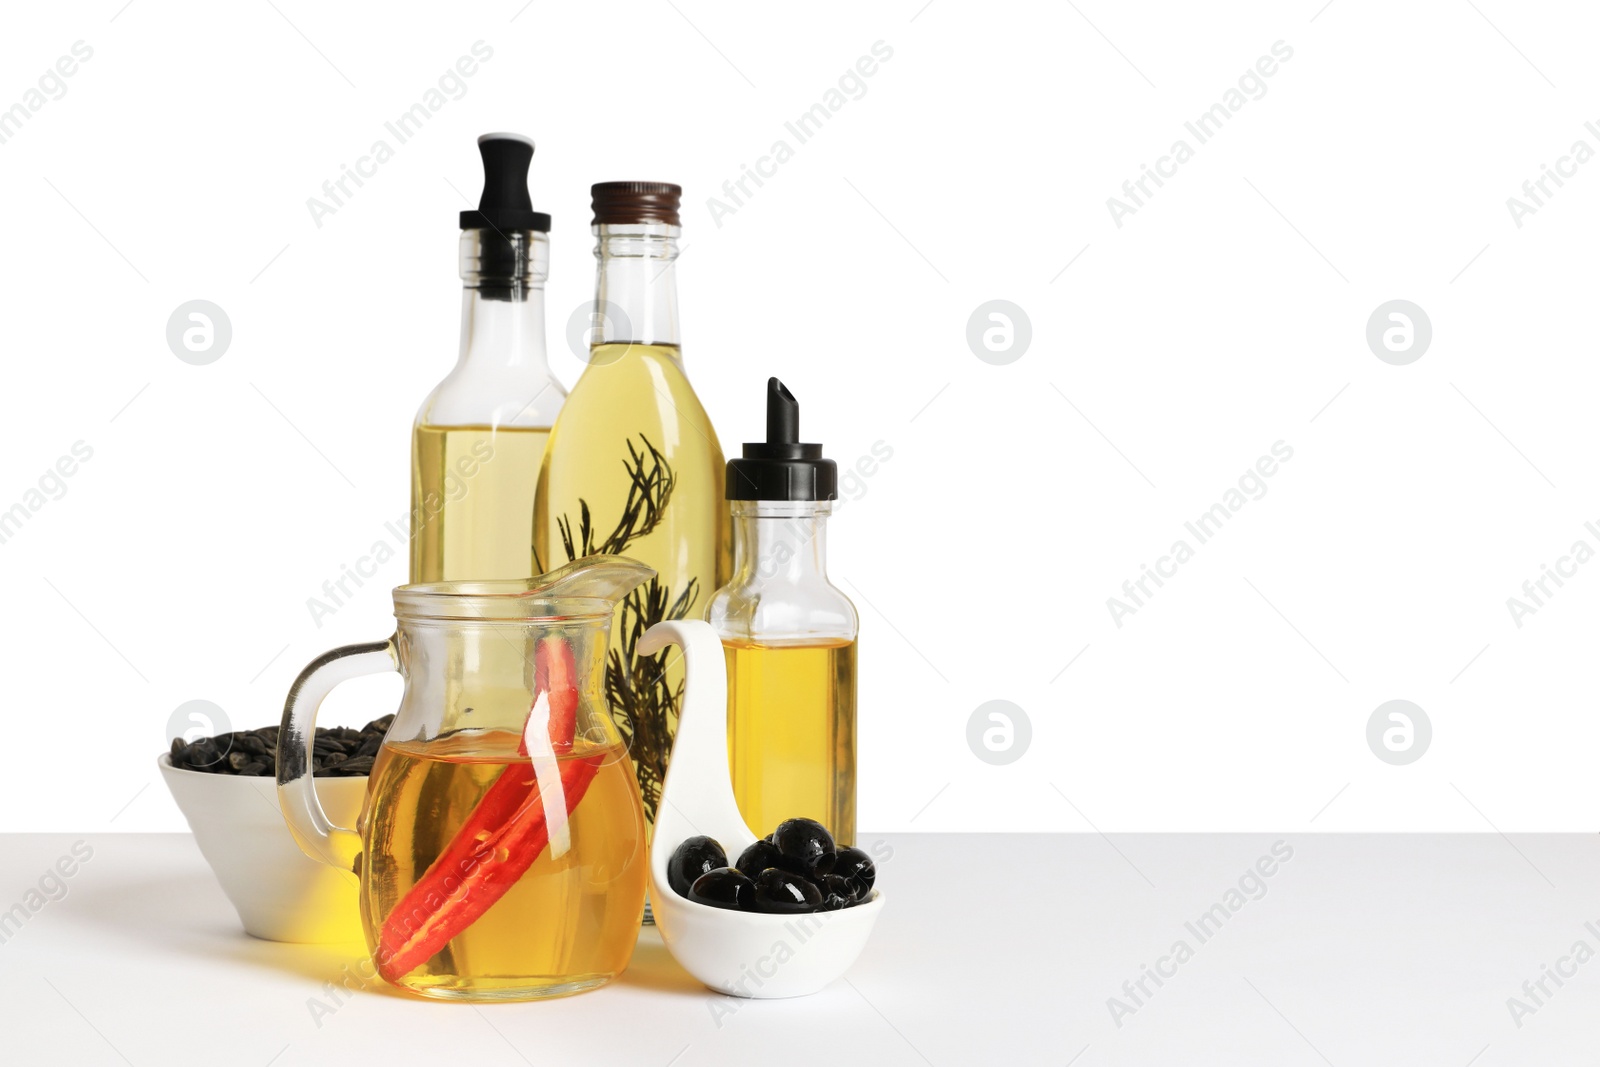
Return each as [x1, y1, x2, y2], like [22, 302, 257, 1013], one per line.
[607, 577, 699, 824]
[552, 433, 696, 823]
[557, 436, 676, 560]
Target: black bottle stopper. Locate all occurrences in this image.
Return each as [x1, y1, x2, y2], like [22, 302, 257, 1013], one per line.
[459, 133, 550, 232]
[727, 379, 838, 502]
[459, 133, 549, 300]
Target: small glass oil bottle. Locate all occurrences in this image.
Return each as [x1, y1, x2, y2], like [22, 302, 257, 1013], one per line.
[709, 379, 859, 845]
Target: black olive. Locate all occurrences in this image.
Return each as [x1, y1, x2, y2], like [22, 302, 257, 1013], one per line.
[773, 818, 836, 874]
[750, 869, 823, 914]
[829, 846, 876, 898]
[734, 838, 788, 878]
[688, 867, 753, 911]
[668, 835, 729, 898]
[817, 872, 854, 900]
[821, 892, 851, 911]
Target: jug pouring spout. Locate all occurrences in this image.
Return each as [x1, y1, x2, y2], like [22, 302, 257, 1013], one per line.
[529, 554, 658, 608]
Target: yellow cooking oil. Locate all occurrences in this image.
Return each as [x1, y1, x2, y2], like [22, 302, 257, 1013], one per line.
[724, 638, 857, 846]
[534, 342, 729, 829]
[411, 423, 550, 582]
[360, 728, 647, 1000]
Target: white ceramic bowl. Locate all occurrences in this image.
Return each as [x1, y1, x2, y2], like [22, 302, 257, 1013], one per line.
[159, 755, 367, 943]
[640, 622, 884, 999]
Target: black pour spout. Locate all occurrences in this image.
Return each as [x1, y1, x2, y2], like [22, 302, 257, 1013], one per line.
[726, 378, 837, 502]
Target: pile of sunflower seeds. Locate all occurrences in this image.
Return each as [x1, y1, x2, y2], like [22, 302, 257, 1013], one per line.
[168, 715, 392, 777]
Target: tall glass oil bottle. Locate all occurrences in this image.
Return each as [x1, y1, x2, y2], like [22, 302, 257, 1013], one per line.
[534, 182, 729, 835]
[411, 133, 564, 583]
[709, 379, 858, 845]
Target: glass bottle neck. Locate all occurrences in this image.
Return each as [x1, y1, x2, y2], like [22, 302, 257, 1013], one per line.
[732, 500, 832, 582]
[458, 229, 550, 371]
[592, 223, 681, 349]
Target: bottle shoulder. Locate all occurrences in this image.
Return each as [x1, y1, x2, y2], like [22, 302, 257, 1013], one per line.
[567, 347, 710, 407]
[552, 348, 724, 454]
[417, 363, 567, 429]
[709, 575, 857, 642]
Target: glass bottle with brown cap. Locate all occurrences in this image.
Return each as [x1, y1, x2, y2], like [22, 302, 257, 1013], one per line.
[534, 182, 729, 842]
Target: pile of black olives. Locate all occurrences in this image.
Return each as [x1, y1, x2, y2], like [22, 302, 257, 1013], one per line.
[667, 817, 876, 914]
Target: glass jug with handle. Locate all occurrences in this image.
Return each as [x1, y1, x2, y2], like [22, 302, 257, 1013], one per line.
[277, 555, 655, 1002]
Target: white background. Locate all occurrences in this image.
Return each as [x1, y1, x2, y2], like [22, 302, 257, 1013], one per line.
[2, 0, 1595, 833]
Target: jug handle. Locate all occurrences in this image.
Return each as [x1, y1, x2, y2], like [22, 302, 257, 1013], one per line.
[638, 621, 755, 864]
[276, 638, 397, 870]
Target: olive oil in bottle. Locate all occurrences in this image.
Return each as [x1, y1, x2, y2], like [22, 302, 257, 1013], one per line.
[724, 638, 857, 843]
[534, 183, 728, 834]
[411, 425, 550, 583]
[709, 380, 858, 845]
[410, 133, 563, 583]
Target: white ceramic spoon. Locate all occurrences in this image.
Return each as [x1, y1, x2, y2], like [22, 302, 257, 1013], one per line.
[640, 620, 884, 999]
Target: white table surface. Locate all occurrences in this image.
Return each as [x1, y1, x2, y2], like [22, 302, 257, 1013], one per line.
[2, 832, 1596, 1066]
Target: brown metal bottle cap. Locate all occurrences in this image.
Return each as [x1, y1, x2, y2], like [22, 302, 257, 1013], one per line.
[591, 181, 682, 226]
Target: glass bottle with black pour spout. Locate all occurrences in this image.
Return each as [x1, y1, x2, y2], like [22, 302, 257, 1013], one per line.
[709, 379, 858, 845]
[534, 182, 730, 847]
[411, 133, 564, 583]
